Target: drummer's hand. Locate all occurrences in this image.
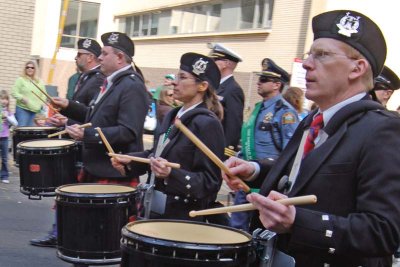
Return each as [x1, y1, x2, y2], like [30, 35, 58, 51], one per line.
[150, 157, 171, 179]
[65, 124, 84, 140]
[222, 156, 255, 191]
[247, 191, 295, 234]
[47, 113, 67, 127]
[110, 156, 129, 176]
[52, 97, 69, 109]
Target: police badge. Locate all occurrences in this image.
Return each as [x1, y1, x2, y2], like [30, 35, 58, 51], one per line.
[108, 33, 119, 44]
[82, 39, 92, 49]
[192, 58, 208, 75]
[336, 12, 360, 37]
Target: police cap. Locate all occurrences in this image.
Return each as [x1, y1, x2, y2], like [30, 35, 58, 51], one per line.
[209, 43, 243, 63]
[312, 10, 386, 78]
[180, 52, 221, 90]
[77, 38, 101, 57]
[374, 66, 400, 90]
[101, 32, 134, 58]
[257, 58, 290, 83]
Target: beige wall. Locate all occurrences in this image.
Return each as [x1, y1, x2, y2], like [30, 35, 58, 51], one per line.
[0, 0, 36, 109]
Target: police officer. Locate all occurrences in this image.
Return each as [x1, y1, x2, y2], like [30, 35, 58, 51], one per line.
[230, 58, 299, 231]
[209, 43, 245, 154]
[370, 65, 400, 107]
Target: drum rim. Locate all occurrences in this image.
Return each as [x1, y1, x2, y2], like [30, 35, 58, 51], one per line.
[17, 139, 77, 150]
[14, 126, 58, 131]
[56, 183, 137, 197]
[122, 219, 252, 246]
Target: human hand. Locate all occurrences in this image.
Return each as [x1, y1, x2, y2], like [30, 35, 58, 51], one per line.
[150, 157, 171, 179]
[47, 113, 67, 127]
[222, 156, 255, 191]
[21, 97, 29, 105]
[52, 97, 69, 109]
[247, 191, 296, 234]
[111, 156, 130, 176]
[65, 124, 84, 140]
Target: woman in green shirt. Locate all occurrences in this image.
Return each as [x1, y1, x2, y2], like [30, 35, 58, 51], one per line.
[11, 60, 46, 126]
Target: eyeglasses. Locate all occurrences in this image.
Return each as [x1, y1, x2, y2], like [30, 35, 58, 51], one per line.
[303, 50, 357, 61]
[258, 76, 275, 83]
[25, 66, 35, 70]
[175, 74, 200, 83]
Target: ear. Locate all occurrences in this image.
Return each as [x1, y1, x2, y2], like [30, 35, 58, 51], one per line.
[197, 81, 209, 92]
[349, 58, 368, 80]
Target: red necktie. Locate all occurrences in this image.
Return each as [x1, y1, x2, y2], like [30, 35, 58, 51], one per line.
[100, 79, 108, 94]
[303, 113, 324, 158]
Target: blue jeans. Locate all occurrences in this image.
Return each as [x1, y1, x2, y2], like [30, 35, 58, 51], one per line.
[0, 137, 8, 179]
[229, 190, 251, 232]
[15, 106, 36, 126]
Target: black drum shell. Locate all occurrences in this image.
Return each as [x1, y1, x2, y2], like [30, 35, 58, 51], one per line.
[120, 220, 253, 267]
[12, 126, 59, 165]
[56, 184, 137, 265]
[18, 139, 78, 197]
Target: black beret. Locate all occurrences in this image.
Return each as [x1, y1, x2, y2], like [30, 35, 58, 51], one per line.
[312, 10, 386, 78]
[257, 58, 290, 83]
[77, 38, 101, 57]
[180, 52, 221, 90]
[101, 32, 134, 58]
[209, 43, 243, 63]
[374, 66, 400, 90]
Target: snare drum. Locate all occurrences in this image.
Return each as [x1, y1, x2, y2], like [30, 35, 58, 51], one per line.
[56, 184, 137, 265]
[12, 126, 59, 165]
[18, 139, 78, 198]
[121, 220, 253, 267]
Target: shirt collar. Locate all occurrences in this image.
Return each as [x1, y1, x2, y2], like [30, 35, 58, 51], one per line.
[220, 74, 233, 84]
[176, 101, 203, 118]
[106, 64, 131, 88]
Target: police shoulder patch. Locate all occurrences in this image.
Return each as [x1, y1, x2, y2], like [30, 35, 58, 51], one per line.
[282, 112, 296, 124]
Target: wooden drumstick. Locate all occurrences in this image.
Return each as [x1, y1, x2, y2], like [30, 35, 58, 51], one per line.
[108, 153, 181, 169]
[174, 119, 251, 193]
[31, 90, 60, 114]
[189, 195, 317, 217]
[95, 127, 115, 154]
[30, 79, 55, 104]
[48, 123, 92, 137]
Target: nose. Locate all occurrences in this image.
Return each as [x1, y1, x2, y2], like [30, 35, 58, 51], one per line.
[302, 56, 313, 70]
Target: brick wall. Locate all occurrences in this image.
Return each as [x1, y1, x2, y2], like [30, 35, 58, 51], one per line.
[0, 0, 36, 111]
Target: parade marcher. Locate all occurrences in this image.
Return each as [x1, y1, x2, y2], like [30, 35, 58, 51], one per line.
[11, 60, 46, 126]
[209, 43, 244, 153]
[111, 52, 225, 222]
[283, 86, 308, 120]
[30, 32, 148, 248]
[369, 65, 400, 107]
[230, 59, 299, 231]
[223, 10, 400, 267]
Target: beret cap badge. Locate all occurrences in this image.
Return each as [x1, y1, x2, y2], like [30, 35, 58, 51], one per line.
[192, 58, 208, 75]
[336, 12, 360, 37]
[108, 33, 119, 44]
[82, 39, 92, 49]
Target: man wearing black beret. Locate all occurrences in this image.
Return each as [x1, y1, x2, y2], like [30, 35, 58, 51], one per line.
[223, 10, 400, 267]
[370, 65, 400, 107]
[52, 32, 148, 186]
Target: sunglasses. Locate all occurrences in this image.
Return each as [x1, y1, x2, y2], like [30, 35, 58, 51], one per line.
[25, 66, 35, 70]
[258, 76, 274, 83]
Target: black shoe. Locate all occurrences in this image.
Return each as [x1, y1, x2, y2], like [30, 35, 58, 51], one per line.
[30, 235, 57, 247]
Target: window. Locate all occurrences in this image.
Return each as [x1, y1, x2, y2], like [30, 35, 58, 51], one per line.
[60, 0, 100, 48]
[118, 0, 273, 38]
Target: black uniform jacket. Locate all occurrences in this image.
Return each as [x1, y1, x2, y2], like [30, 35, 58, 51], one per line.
[72, 66, 105, 106]
[128, 104, 225, 221]
[62, 67, 148, 179]
[217, 76, 244, 149]
[250, 98, 400, 267]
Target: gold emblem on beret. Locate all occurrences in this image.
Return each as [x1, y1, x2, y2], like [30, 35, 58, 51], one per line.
[192, 58, 208, 75]
[337, 12, 360, 37]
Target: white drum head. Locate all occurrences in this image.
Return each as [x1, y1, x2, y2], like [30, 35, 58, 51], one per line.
[127, 221, 251, 244]
[19, 139, 75, 148]
[16, 126, 57, 130]
[59, 184, 136, 194]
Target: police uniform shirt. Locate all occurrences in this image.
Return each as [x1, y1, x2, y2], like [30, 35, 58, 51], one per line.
[254, 94, 298, 159]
